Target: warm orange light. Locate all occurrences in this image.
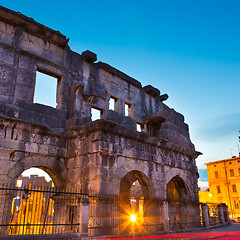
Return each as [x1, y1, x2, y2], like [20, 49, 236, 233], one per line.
[130, 214, 136, 222]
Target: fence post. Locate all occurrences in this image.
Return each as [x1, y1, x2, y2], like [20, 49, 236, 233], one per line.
[0, 187, 13, 235]
[201, 203, 209, 227]
[78, 197, 90, 234]
[217, 204, 225, 224]
[162, 201, 169, 232]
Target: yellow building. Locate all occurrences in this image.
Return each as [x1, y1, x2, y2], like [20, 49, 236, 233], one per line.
[204, 156, 240, 219]
[199, 188, 215, 203]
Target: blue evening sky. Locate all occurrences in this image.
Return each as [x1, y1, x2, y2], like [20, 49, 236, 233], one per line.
[2, 1, 240, 187]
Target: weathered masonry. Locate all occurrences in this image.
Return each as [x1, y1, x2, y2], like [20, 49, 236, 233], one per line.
[0, 5, 201, 236]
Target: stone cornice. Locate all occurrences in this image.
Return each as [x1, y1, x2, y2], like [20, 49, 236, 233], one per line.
[0, 5, 69, 48]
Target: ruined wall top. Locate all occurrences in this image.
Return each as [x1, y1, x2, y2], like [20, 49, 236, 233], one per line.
[0, 5, 196, 155]
[0, 5, 69, 47]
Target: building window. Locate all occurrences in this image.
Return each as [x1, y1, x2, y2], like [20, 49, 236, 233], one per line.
[125, 102, 131, 117]
[238, 168, 240, 176]
[230, 169, 234, 177]
[34, 70, 59, 108]
[91, 107, 102, 121]
[234, 201, 239, 209]
[215, 171, 219, 179]
[16, 180, 22, 188]
[109, 96, 117, 111]
[136, 123, 143, 132]
[232, 184, 237, 193]
[217, 186, 221, 194]
[214, 165, 216, 167]
[229, 162, 232, 164]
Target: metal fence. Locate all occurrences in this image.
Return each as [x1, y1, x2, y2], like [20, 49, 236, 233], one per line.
[0, 185, 166, 236]
[0, 185, 227, 237]
[0, 184, 87, 235]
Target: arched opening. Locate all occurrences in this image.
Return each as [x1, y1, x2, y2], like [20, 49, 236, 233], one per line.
[9, 167, 55, 235]
[167, 176, 190, 230]
[3, 158, 80, 236]
[119, 170, 155, 233]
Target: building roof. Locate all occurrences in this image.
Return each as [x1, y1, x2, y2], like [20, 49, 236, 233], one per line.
[205, 156, 240, 166]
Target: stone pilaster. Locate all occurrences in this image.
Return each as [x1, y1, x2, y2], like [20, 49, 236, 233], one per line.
[201, 203, 209, 228]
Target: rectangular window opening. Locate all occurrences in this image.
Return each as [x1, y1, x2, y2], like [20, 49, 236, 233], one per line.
[34, 70, 58, 108]
[125, 102, 131, 117]
[230, 169, 234, 177]
[217, 186, 221, 194]
[109, 96, 117, 111]
[232, 184, 237, 193]
[137, 123, 143, 132]
[16, 180, 22, 188]
[91, 107, 102, 121]
[215, 171, 219, 179]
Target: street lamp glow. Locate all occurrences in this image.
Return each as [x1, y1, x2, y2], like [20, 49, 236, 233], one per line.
[130, 214, 136, 222]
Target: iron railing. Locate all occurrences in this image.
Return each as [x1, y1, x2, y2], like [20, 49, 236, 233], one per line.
[0, 185, 227, 237]
[0, 184, 87, 235]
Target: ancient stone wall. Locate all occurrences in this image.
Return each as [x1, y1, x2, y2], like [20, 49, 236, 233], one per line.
[0, 5, 201, 234]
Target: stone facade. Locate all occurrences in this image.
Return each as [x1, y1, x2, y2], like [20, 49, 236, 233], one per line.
[0, 5, 201, 235]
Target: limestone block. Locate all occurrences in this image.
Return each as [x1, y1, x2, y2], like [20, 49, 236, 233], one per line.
[57, 147, 66, 157]
[43, 49, 63, 65]
[38, 144, 49, 155]
[66, 168, 81, 183]
[0, 47, 13, 65]
[0, 138, 23, 151]
[8, 162, 24, 179]
[9, 151, 26, 162]
[56, 138, 66, 148]
[47, 137, 57, 146]
[25, 142, 38, 152]
[0, 79, 10, 96]
[49, 43, 64, 58]
[0, 174, 14, 185]
[16, 72, 35, 87]
[35, 134, 48, 144]
[21, 40, 44, 56]
[0, 21, 7, 33]
[18, 55, 36, 70]
[0, 31, 14, 46]
[89, 166, 99, 181]
[15, 82, 34, 102]
[6, 24, 14, 35]
[0, 66, 13, 81]
[19, 156, 34, 170]
[0, 160, 15, 175]
[48, 145, 58, 156]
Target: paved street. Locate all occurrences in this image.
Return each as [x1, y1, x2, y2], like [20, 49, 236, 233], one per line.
[94, 223, 240, 240]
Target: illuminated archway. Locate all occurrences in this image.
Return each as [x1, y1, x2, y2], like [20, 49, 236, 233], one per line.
[7, 155, 66, 187]
[9, 167, 55, 235]
[119, 170, 155, 233]
[167, 176, 190, 230]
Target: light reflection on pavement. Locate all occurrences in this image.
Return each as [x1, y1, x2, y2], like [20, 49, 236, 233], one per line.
[92, 223, 240, 240]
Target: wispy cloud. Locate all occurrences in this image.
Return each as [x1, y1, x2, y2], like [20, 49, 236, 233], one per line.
[194, 112, 240, 141]
[198, 180, 209, 190]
